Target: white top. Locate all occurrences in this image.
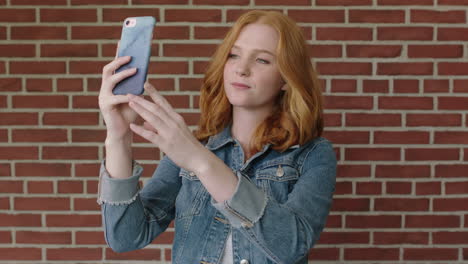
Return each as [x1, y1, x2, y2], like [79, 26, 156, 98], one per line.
[220, 231, 233, 264]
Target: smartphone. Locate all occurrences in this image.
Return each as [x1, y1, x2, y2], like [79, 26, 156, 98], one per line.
[113, 16, 156, 95]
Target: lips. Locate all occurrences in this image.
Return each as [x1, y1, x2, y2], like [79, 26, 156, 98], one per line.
[231, 82, 251, 89]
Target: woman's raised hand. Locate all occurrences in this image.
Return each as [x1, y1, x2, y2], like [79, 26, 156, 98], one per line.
[127, 82, 206, 172]
[98, 42, 142, 141]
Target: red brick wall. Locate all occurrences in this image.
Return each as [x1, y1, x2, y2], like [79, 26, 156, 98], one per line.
[1, 0, 467, 263]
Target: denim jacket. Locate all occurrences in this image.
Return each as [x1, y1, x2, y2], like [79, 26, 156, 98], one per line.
[97, 126, 337, 264]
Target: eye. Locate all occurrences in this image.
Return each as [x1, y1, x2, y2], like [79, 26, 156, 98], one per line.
[256, 58, 270, 64]
[228, 53, 239, 59]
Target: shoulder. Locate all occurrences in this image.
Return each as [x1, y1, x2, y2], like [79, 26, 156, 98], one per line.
[296, 137, 337, 172]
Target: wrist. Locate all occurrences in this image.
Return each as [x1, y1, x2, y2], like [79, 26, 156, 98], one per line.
[105, 134, 133, 146]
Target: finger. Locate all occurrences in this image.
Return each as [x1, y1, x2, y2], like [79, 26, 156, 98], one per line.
[128, 99, 168, 132]
[102, 56, 131, 80]
[127, 94, 172, 125]
[129, 123, 161, 146]
[99, 94, 130, 109]
[144, 82, 179, 120]
[101, 67, 137, 96]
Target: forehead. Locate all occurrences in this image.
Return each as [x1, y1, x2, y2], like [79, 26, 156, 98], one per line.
[233, 23, 279, 54]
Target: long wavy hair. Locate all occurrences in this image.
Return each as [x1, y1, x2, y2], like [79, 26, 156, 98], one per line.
[194, 10, 323, 153]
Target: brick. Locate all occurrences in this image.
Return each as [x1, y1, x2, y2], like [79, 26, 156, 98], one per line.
[16, 163, 71, 177]
[446, 181, 468, 194]
[405, 215, 458, 228]
[436, 165, 468, 178]
[318, 231, 369, 244]
[0, 78, 22, 92]
[324, 95, 373, 109]
[0, 164, 11, 177]
[43, 112, 99, 126]
[0, 26, 5, 39]
[416, 182, 441, 195]
[43, 146, 98, 160]
[362, 79, 388, 93]
[40, 9, 97, 22]
[13, 129, 67, 142]
[409, 45, 462, 58]
[27, 181, 54, 193]
[87, 180, 98, 193]
[375, 165, 431, 178]
[378, 27, 433, 40]
[0, 147, 38, 160]
[434, 231, 468, 244]
[0, 44, 35, 57]
[289, 10, 344, 23]
[13, 0, 67, 4]
[331, 198, 370, 211]
[308, 248, 340, 260]
[375, 198, 429, 211]
[439, 62, 468, 75]
[346, 113, 401, 127]
[106, 248, 161, 260]
[0, 8, 35, 22]
[70, 95, 97, 109]
[438, 27, 468, 41]
[0, 248, 41, 260]
[57, 78, 84, 92]
[345, 248, 399, 260]
[46, 214, 101, 227]
[133, 0, 187, 3]
[194, 0, 248, 4]
[356, 182, 382, 195]
[69, 60, 106, 74]
[407, 113, 461, 126]
[374, 232, 429, 245]
[435, 131, 468, 144]
[317, 0, 371, 5]
[346, 148, 400, 161]
[154, 26, 190, 40]
[47, 248, 101, 261]
[411, 9, 466, 23]
[334, 181, 352, 195]
[180, 78, 203, 92]
[71, 129, 105, 143]
[406, 148, 459, 161]
[11, 26, 67, 39]
[322, 131, 369, 144]
[434, 198, 468, 211]
[0, 130, 6, 142]
[454, 79, 468, 93]
[194, 26, 230, 39]
[404, 248, 458, 260]
[13, 95, 67, 108]
[347, 44, 401, 58]
[319, 62, 373, 75]
[76, 231, 106, 244]
[165, 9, 221, 22]
[16, 231, 71, 244]
[423, 79, 450, 92]
[349, 10, 404, 23]
[374, 131, 429, 144]
[0, 198, 9, 209]
[394, 79, 419, 93]
[151, 61, 188, 74]
[379, 96, 433, 109]
[378, 0, 433, 4]
[74, 198, 100, 211]
[10, 61, 66, 74]
[439, 0, 468, 4]
[337, 165, 371, 178]
[310, 44, 342, 58]
[378, 62, 433, 75]
[15, 197, 70, 211]
[0, 180, 23, 193]
[26, 78, 53, 92]
[72, 0, 126, 3]
[72, 26, 121, 40]
[0, 112, 38, 126]
[0, 231, 11, 243]
[58, 180, 83, 193]
[255, 0, 309, 4]
[41, 44, 98, 57]
[0, 213, 41, 226]
[386, 182, 412, 194]
[330, 79, 356, 93]
[324, 113, 341, 127]
[193, 60, 209, 74]
[439, 96, 468, 110]
[164, 44, 217, 57]
[317, 27, 372, 40]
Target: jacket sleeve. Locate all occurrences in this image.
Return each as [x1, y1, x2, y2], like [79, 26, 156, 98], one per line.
[98, 155, 181, 253]
[211, 140, 337, 264]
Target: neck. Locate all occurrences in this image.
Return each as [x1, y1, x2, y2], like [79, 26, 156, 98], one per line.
[231, 106, 272, 159]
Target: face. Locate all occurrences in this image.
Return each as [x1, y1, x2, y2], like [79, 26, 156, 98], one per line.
[223, 23, 286, 113]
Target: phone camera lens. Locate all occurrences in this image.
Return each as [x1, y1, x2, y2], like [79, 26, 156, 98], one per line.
[125, 20, 130, 26]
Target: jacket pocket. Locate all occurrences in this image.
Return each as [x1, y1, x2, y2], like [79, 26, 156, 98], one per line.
[256, 163, 299, 204]
[175, 169, 207, 219]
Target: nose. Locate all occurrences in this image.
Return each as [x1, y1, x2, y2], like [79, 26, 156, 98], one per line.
[235, 59, 250, 77]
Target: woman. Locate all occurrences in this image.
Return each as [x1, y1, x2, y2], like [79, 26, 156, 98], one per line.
[98, 10, 336, 264]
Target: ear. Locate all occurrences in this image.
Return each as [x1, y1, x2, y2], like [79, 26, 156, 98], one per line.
[280, 82, 288, 91]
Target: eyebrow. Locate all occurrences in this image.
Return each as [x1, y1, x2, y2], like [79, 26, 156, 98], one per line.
[232, 45, 275, 56]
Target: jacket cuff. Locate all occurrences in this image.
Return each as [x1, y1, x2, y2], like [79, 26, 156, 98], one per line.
[97, 159, 143, 205]
[211, 170, 267, 228]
